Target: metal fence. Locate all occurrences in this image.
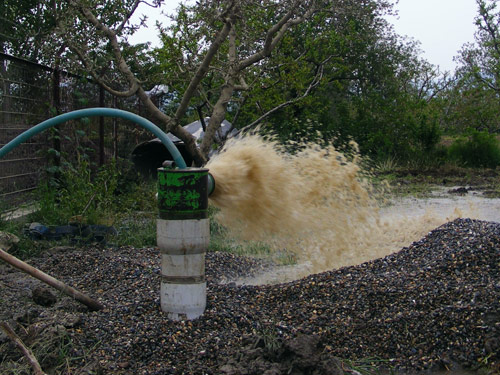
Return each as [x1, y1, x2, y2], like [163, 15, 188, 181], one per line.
[0, 54, 52, 208]
[0, 53, 151, 209]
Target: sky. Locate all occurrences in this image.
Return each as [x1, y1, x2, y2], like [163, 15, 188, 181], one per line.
[389, 0, 478, 72]
[129, 0, 479, 73]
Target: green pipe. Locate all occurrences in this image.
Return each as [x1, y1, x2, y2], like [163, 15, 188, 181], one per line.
[0, 108, 187, 168]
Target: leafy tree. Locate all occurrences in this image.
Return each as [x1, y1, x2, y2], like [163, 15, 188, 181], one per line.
[0, 0, 55, 61]
[4, 0, 446, 165]
[441, 79, 500, 134]
[229, 6, 448, 161]
[448, 0, 500, 133]
[458, 0, 500, 95]
[448, 129, 500, 168]
[48, 0, 357, 166]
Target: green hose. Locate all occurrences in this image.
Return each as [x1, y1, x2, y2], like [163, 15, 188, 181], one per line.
[0, 108, 187, 169]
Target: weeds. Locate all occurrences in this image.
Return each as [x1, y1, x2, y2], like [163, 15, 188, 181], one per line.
[372, 156, 398, 174]
[1, 159, 294, 262]
[0, 159, 158, 258]
[209, 233, 296, 265]
[341, 357, 395, 375]
[208, 206, 297, 264]
[0, 324, 103, 375]
[209, 218, 297, 265]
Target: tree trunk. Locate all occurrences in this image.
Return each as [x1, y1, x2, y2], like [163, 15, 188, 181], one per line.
[200, 82, 235, 157]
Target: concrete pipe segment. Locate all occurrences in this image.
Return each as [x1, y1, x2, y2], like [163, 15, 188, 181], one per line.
[156, 167, 211, 320]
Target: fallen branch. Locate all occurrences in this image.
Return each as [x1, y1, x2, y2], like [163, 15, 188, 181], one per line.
[0, 322, 47, 375]
[0, 247, 104, 311]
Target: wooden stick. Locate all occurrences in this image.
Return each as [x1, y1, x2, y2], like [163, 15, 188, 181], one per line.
[0, 321, 47, 375]
[0, 247, 104, 311]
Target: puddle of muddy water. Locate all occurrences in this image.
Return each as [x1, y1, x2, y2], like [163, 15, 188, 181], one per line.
[236, 189, 500, 286]
[382, 187, 500, 223]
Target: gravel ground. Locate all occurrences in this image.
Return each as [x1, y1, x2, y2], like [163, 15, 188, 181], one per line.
[0, 218, 499, 374]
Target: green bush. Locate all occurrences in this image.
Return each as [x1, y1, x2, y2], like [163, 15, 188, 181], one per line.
[448, 130, 500, 168]
[0, 159, 158, 258]
[34, 160, 120, 225]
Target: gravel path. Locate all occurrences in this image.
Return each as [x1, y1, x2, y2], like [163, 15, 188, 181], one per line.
[1, 218, 499, 374]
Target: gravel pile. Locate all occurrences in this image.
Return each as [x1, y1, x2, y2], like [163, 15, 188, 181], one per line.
[1, 218, 499, 374]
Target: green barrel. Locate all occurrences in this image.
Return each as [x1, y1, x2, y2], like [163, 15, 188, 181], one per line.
[157, 168, 209, 220]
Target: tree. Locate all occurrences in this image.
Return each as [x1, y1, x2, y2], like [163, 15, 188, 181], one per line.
[228, 7, 447, 161]
[459, 0, 500, 94]
[0, 0, 55, 61]
[446, 0, 500, 133]
[48, 0, 414, 166]
[50, 0, 357, 165]
[157, 0, 402, 151]
[6, 0, 441, 164]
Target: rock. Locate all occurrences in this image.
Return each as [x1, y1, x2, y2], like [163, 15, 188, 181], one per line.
[284, 334, 320, 359]
[32, 286, 57, 307]
[2, 219, 499, 374]
[447, 187, 469, 195]
[0, 329, 8, 344]
[485, 336, 499, 355]
[59, 313, 82, 328]
[0, 231, 19, 251]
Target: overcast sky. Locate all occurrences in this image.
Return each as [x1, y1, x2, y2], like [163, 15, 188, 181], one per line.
[389, 0, 478, 72]
[129, 0, 479, 73]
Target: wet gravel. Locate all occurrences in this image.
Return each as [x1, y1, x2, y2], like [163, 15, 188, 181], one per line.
[1, 218, 499, 374]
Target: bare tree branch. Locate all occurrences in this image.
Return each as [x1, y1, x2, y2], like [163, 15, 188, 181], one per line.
[116, 0, 142, 34]
[68, 0, 210, 165]
[173, 2, 236, 123]
[0, 246, 104, 311]
[238, 4, 315, 70]
[0, 322, 47, 375]
[69, 43, 140, 97]
[241, 63, 325, 131]
[78, 6, 140, 93]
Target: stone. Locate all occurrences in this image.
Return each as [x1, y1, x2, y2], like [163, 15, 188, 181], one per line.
[32, 286, 57, 307]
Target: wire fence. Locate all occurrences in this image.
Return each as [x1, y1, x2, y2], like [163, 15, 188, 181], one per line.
[0, 53, 152, 209]
[0, 54, 51, 208]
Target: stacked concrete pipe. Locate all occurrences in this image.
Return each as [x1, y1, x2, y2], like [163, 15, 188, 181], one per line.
[157, 167, 213, 320]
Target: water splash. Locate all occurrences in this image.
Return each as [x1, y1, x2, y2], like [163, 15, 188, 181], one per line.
[207, 134, 462, 283]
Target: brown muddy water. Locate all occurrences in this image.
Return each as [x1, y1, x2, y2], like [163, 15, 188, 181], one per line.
[207, 134, 500, 285]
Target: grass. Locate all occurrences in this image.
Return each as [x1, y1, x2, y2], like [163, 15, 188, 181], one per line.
[0, 326, 71, 374]
[369, 135, 500, 199]
[3, 155, 499, 262]
[208, 206, 297, 265]
[209, 232, 297, 265]
[341, 357, 396, 375]
[0, 325, 102, 375]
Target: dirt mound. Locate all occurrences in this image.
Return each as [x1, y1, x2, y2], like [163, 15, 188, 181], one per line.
[219, 334, 345, 375]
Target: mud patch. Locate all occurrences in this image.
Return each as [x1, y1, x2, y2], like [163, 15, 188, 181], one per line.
[219, 334, 345, 375]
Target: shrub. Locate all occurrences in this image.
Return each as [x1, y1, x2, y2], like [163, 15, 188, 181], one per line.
[448, 130, 500, 168]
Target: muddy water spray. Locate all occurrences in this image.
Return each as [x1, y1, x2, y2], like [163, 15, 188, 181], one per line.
[207, 134, 461, 282]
